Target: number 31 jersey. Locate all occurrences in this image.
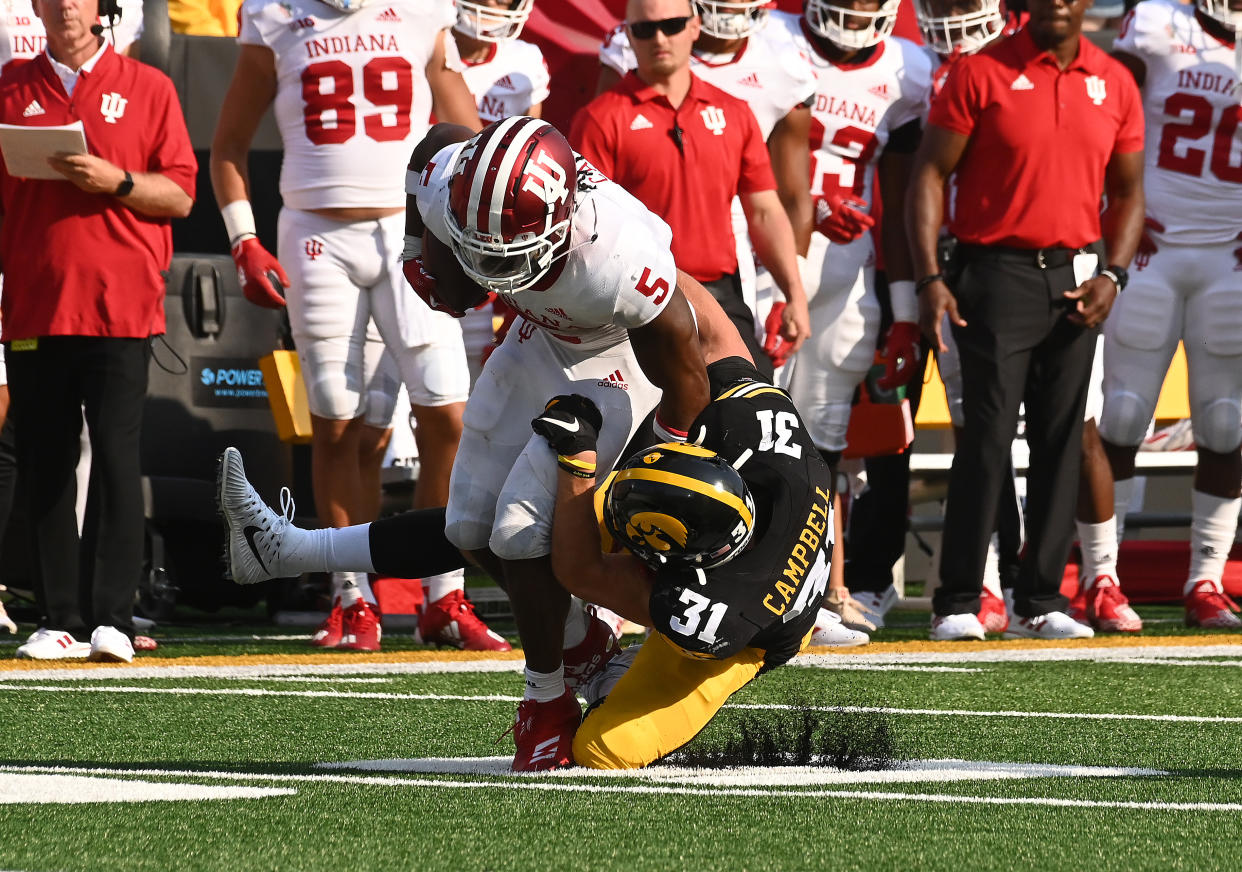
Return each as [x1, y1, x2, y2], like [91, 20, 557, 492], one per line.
[1115, 0, 1242, 244]
[239, 0, 454, 211]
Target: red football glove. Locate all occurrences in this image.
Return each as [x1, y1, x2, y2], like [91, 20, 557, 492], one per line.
[402, 256, 463, 318]
[877, 321, 921, 391]
[763, 302, 795, 368]
[1134, 217, 1164, 270]
[231, 237, 288, 309]
[813, 192, 875, 244]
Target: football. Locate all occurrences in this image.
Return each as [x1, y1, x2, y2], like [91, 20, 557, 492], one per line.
[422, 229, 491, 315]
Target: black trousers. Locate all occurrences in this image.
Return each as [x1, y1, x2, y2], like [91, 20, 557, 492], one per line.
[5, 336, 151, 637]
[700, 272, 773, 380]
[934, 245, 1100, 618]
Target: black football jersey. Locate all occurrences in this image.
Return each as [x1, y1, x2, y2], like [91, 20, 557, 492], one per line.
[647, 358, 834, 669]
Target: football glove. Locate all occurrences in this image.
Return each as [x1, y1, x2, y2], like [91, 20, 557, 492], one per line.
[231, 237, 288, 309]
[813, 192, 875, 245]
[532, 394, 602, 457]
[403, 256, 464, 318]
[877, 321, 921, 391]
[762, 302, 794, 368]
[1134, 217, 1164, 270]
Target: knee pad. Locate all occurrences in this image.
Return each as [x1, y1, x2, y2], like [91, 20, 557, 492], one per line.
[443, 516, 493, 555]
[1193, 398, 1242, 454]
[1098, 389, 1152, 448]
[488, 510, 552, 561]
[303, 370, 365, 421]
[805, 401, 852, 454]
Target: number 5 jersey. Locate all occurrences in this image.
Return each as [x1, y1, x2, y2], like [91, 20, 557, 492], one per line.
[240, 0, 455, 210]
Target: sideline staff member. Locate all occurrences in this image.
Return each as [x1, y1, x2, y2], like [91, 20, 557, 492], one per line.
[570, 0, 810, 376]
[0, 0, 196, 662]
[907, 0, 1144, 640]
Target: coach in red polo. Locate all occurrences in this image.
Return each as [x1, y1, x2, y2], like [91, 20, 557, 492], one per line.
[907, 0, 1144, 640]
[569, 0, 809, 376]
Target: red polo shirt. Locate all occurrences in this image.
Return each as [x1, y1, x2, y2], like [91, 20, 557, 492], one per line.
[929, 28, 1143, 249]
[570, 72, 775, 282]
[0, 46, 197, 340]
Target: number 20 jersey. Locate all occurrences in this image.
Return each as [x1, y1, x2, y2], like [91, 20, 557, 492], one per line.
[1115, 0, 1242, 244]
[239, 0, 454, 211]
[649, 363, 835, 670]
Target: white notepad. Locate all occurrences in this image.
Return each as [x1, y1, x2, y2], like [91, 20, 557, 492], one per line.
[0, 121, 88, 180]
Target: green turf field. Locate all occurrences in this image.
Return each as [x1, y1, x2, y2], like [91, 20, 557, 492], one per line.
[2, 610, 1241, 872]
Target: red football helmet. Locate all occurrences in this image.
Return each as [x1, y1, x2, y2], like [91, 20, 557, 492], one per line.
[445, 116, 577, 294]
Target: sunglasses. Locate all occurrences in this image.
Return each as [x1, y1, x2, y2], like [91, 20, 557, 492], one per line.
[628, 16, 691, 39]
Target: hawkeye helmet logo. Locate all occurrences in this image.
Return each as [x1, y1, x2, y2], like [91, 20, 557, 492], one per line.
[626, 511, 688, 554]
[100, 91, 127, 124]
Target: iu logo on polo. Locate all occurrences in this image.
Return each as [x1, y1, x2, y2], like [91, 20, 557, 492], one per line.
[305, 239, 324, 260]
[99, 92, 127, 124]
[700, 106, 726, 135]
[1085, 76, 1107, 106]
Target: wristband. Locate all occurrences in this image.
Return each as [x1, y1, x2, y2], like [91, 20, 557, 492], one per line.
[221, 200, 258, 247]
[557, 455, 597, 478]
[915, 273, 945, 293]
[887, 279, 918, 324]
[401, 234, 422, 263]
[406, 169, 422, 197]
[653, 413, 689, 443]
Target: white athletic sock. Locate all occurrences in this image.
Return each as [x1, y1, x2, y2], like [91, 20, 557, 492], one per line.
[1113, 477, 1135, 544]
[981, 534, 1003, 598]
[523, 665, 566, 702]
[562, 598, 589, 650]
[1186, 490, 1242, 594]
[334, 571, 373, 606]
[422, 569, 464, 604]
[322, 524, 375, 574]
[1076, 517, 1119, 587]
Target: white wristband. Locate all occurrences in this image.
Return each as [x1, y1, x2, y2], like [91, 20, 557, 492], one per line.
[406, 169, 422, 197]
[888, 280, 918, 324]
[220, 200, 257, 246]
[401, 234, 423, 263]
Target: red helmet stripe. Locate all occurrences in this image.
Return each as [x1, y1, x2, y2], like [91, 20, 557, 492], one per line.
[487, 117, 544, 238]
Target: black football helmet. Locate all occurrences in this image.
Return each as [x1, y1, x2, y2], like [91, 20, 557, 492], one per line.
[604, 442, 755, 570]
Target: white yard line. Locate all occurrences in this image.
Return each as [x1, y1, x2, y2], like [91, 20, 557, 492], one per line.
[0, 763, 1235, 813]
[1, 682, 1239, 724]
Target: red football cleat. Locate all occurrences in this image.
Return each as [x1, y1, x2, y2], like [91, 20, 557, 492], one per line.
[1083, 576, 1142, 633]
[1185, 580, 1242, 629]
[310, 599, 343, 648]
[418, 589, 511, 651]
[509, 689, 581, 772]
[562, 610, 621, 691]
[339, 599, 382, 651]
[977, 588, 1009, 634]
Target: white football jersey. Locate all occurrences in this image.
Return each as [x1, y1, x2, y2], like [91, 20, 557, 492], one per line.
[772, 10, 932, 210]
[1, 0, 143, 71]
[1115, 0, 1242, 244]
[460, 38, 550, 124]
[598, 20, 816, 139]
[417, 142, 677, 352]
[239, 0, 454, 211]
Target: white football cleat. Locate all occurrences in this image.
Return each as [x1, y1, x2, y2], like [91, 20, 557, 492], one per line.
[850, 585, 899, 630]
[0, 586, 16, 634]
[88, 626, 134, 663]
[810, 608, 869, 647]
[1003, 610, 1094, 640]
[15, 628, 90, 660]
[930, 612, 987, 641]
[218, 447, 306, 585]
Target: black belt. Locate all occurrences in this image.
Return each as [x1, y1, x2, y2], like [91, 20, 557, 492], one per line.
[956, 243, 1098, 270]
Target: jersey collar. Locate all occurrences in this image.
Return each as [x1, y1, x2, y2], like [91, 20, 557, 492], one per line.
[798, 17, 887, 71]
[692, 37, 749, 68]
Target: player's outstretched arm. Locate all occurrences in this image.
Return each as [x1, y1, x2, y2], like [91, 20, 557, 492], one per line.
[532, 397, 655, 626]
[628, 288, 712, 439]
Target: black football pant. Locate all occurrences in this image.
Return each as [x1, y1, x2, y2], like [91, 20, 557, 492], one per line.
[701, 272, 773, 379]
[5, 336, 150, 638]
[935, 244, 1100, 618]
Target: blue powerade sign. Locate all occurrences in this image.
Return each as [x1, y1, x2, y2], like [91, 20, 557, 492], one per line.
[191, 357, 269, 409]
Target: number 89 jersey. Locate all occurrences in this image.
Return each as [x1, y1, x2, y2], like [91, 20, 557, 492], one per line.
[1114, 0, 1242, 245]
[239, 0, 454, 211]
[648, 359, 836, 670]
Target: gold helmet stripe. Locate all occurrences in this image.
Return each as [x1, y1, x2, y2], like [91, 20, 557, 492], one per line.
[613, 467, 753, 528]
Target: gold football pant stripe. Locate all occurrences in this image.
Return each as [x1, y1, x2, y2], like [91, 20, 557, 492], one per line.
[572, 631, 764, 770]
